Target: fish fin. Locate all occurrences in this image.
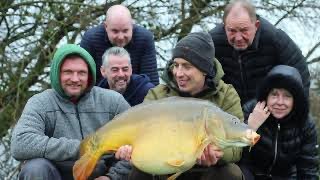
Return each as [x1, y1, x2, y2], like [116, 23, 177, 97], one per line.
[167, 159, 185, 167]
[73, 153, 100, 180]
[167, 171, 183, 180]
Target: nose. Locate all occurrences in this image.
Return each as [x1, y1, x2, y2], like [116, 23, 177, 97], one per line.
[71, 72, 80, 82]
[118, 33, 124, 40]
[234, 32, 243, 41]
[118, 69, 125, 76]
[276, 96, 284, 104]
[174, 66, 184, 77]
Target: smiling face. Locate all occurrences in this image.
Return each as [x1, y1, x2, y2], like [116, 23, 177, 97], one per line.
[172, 58, 206, 95]
[60, 57, 89, 100]
[267, 88, 294, 119]
[224, 6, 259, 51]
[101, 54, 132, 94]
[105, 5, 133, 47]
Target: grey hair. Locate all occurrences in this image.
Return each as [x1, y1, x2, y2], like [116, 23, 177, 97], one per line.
[102, 47, 131, 67]
[223, 0, 257, 23]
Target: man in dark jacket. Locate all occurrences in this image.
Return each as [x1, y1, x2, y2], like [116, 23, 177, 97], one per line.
[99, 47, 155, 106]
[80, 4, 159, 85]
[209, 0, 310, 105]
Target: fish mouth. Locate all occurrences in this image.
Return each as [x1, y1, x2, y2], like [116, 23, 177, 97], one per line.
[245, 129, 260, 145]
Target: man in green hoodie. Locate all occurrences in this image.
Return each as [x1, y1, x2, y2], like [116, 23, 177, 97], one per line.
[128, 32, 244, 179]
[11, 44, 131, 180]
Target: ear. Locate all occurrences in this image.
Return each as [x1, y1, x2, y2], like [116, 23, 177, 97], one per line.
[100, 66, 107, 77]
[255, 20, 260, 30]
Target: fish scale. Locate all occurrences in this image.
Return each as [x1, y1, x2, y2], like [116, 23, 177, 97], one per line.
[73, 96, 260, 180]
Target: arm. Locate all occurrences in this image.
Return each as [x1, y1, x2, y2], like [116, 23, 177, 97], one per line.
[139, 31, 159, 85]
[218, 84, 244, 163]
[276, 29, 310, 97]
[10, 97, 80, 161]
[296, 116, 319, 179]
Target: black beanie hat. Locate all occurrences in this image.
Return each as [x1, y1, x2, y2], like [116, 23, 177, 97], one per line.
[172, 32, 216, 78]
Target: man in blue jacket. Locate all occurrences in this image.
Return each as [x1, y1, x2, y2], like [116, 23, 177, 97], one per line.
[80, 4, 159, 86]
[209, 0, 310, 105]
[98, 47, 155, 106]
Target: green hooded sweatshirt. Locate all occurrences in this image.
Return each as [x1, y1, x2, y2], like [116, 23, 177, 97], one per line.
[11, 44, 132, 179]
[144, 58, 244, 164]
[50, 44, 96, 98]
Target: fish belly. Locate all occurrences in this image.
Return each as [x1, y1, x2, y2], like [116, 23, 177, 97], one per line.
[131, 119, 202, 175]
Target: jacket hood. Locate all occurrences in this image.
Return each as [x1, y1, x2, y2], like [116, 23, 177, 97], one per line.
[161, 58, 225, 96]
[50, 44, 96, 98]
[257, 65, 308, 123]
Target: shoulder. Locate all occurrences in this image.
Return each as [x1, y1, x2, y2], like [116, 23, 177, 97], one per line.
[91, 86, 123, 101]
[83, 24, 105, 37]
[132, 24, 154, 42]
[144, 84, 171, 101]
[133, 25, 153, 36]
[131, 74, 155, 88]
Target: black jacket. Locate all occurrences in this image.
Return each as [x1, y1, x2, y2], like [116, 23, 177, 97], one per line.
[209, 17, 310, 105]
[239, 65, 319, 179]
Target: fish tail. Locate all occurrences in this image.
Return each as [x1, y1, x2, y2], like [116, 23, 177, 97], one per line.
[73, 153, 100, 180]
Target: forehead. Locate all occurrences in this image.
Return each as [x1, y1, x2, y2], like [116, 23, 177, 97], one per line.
[106, 16, 132, 30]
[173, 58, 192, 65]
[61, 57, 88, 70]
[107, 55, 130, 67]
[270, 88, 292, 94]
[225, 8, 254, 28]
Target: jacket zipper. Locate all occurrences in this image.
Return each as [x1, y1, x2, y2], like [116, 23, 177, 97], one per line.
[237, 55, 247, 99]
[268, 123, 280, 174]
[75, 105, 84, 139]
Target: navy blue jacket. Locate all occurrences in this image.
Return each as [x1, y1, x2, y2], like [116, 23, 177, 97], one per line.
[80, 24, 159, 85]
[98, 74, 155, 106]
[209, 17, 310, 105]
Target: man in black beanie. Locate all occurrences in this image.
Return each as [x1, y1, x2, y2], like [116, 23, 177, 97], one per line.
[127, 32, 245, 179]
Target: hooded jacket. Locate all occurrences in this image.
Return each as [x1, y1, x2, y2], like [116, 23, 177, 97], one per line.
[209, 17, 310, 105]
[11, 44, 131, 179]
[144, 58, 244, 163]
[240, 65, 319, 179]
[98, 74, 155, 106]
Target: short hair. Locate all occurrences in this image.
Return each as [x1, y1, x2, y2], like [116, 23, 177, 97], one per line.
[223, 0, 257, 23]
[102, 47, 131, 67]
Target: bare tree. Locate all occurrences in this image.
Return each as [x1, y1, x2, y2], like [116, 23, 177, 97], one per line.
[1, 0, 320, 178]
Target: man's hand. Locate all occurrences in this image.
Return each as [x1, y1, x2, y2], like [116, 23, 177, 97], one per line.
[89, 145, 132, 180]
[115, 145, 132, 161]
[248, 101, 270, 131]
[94, 176, 110, 180]
[196, 144, 223, 167]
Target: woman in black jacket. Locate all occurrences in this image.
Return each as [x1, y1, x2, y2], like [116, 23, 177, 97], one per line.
[238, 65, 318, 180]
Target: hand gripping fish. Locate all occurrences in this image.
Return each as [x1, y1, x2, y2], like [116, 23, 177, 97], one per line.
[73, 97, 260, 180]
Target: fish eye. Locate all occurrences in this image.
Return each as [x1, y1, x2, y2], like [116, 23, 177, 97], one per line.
[232, 118, 239, 124]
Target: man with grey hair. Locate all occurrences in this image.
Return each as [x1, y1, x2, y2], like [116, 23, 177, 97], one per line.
[80, 4, 159, 86]
[209, 0, 310, 105]
[98, 47, 155, 106]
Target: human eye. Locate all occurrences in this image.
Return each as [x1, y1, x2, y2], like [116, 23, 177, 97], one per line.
[111, 68, 118, 72]
[79, 71, 87, 76]
[62, 70, 72, 75]
[123, 67, 129, 72]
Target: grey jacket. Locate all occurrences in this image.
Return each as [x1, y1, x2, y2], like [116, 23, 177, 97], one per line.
[11, 87, 131, 179]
